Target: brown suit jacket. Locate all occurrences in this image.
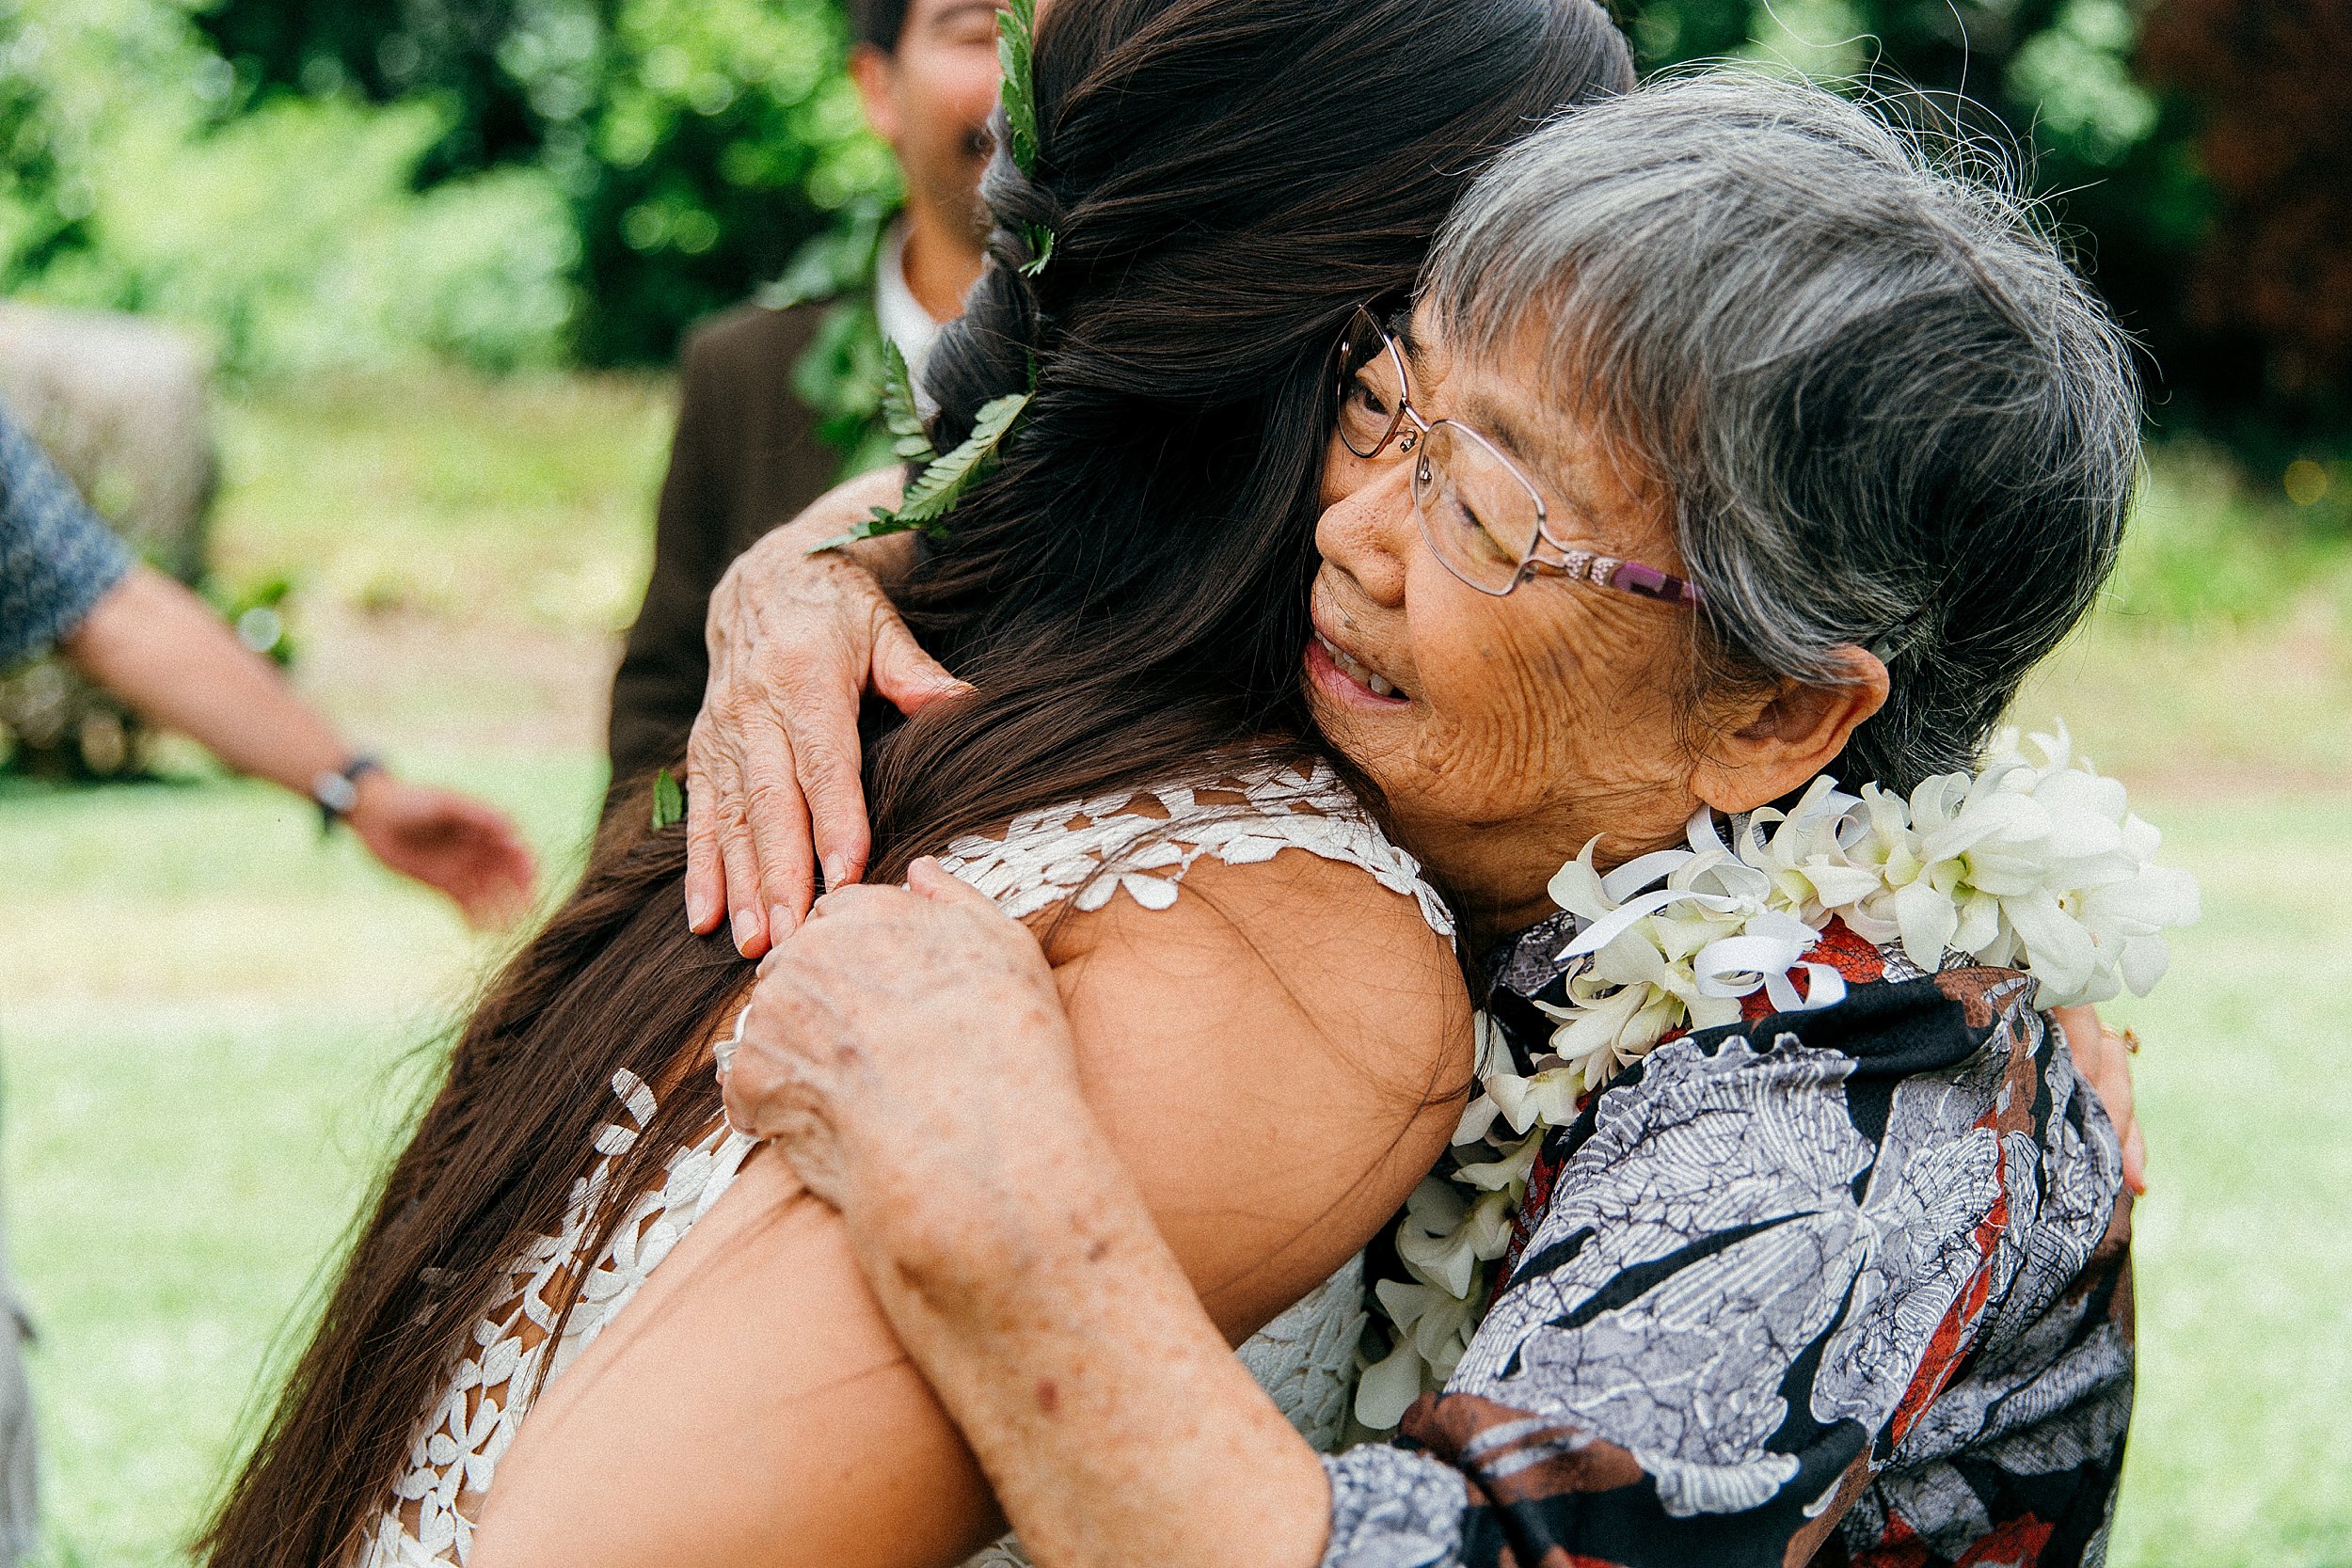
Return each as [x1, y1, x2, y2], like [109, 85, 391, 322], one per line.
[607, 301, 844, 795]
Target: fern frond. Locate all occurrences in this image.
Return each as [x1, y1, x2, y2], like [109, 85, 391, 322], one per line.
[651, 768, 686, 832]
[879, 340, 937, 465]
[998, 0, 1041, 177]
[1019, 224, 1056, 278]
[897, 390, 1032, 526]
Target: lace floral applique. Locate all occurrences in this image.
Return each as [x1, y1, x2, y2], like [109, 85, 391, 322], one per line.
[357, 1073, 755, 1567]
[938, 758, 1454, 940]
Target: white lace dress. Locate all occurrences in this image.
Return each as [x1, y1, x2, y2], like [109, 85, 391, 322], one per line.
[354, 760, 1454, 1568]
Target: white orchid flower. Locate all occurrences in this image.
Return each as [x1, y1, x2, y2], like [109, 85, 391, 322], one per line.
[1393, 1176, 1513, 1299]
[1454, 1131, 1541, 1195]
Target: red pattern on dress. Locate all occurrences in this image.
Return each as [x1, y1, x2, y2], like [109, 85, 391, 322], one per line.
[1741, 918, 1889, 1022]
[1853, 1512, 1936, 1568]
[1952, 1515, 2057, 1568]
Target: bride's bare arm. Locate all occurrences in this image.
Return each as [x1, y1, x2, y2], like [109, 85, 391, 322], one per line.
[466, 848, 1470, 1568]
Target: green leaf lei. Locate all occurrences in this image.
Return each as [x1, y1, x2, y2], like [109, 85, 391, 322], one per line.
[771, 202, 901, 481]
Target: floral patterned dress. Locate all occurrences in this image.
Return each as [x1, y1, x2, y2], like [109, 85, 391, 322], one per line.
[1322, 918, 2134, 1568]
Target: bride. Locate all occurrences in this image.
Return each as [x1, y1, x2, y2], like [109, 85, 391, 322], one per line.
[199, 2, 1634, 1565]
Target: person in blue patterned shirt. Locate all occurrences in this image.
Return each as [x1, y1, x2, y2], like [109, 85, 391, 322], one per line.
[0, 405, 135, 667]
[3, 388, 542, 1566]
[1, 403, 536, 921]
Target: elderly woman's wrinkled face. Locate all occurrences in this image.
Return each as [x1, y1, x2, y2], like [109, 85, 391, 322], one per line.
[1306, 308, 1715, 934]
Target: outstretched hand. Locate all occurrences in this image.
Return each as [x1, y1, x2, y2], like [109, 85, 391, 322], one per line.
[683, 467, 966, 960]
[349, 775, 537, 930]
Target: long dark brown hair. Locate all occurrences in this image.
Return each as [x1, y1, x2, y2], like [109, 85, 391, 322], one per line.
[201, 3, 1632, 1562]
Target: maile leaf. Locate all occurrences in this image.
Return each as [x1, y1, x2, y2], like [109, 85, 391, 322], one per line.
[997, 0, 1041, 177]
[651, 768, 686, 832]
[897, 390, 1032, 526]
[1019, 223, 1056, 278]
[879, 339, 937, 465]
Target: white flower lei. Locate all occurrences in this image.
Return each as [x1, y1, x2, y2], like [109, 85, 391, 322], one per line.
[1354, 725, 2200, 1431]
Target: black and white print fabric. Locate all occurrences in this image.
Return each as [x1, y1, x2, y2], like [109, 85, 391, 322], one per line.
[1319, 920, 2135, 1568]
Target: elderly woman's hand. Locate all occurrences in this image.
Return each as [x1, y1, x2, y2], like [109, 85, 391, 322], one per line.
[684, 468, 971, 958]
[720, 862, 1337, 1568]
[720, 859, 1086, 1227]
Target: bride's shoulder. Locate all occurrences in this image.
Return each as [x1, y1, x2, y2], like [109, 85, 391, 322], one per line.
[981, 760, 1470, 1334]
[958, 755, 1470, 1102]
[938, 755, 1455, 944]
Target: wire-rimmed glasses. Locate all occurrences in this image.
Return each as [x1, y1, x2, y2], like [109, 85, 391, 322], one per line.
[1332, 306, 1702, 608]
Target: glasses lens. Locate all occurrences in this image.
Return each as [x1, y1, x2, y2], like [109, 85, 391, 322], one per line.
[1412, 423, 1545, 594]
[1335, 311, 1407, 460]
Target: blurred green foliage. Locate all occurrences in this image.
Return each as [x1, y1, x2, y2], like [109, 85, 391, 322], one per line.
[0, 3, 87, 287]
[187, 0, 899, 365]
[0, 0, 580, 376]
[0, 0, 2343, 492]
[0, 0, 895, 373]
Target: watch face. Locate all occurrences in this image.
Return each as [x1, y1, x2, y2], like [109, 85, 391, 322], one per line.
[313, 770, 359, 815]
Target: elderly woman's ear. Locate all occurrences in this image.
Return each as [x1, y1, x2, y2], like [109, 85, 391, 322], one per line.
[1689, 645, 1889, 815]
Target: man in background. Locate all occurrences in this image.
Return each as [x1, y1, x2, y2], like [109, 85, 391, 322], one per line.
[604, 0, 1002, 796]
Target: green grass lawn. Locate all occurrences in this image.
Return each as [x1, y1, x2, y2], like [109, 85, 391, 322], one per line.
[1, 370, 2346, 1565]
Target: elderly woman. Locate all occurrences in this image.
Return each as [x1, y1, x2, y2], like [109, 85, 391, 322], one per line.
[710, 77, 2169, 1568]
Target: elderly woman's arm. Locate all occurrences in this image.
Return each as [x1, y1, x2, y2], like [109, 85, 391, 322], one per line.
[469, 837, 1469, 1568]
[732, 868, 2139, 1568]
[725, 863, 1341, 1568]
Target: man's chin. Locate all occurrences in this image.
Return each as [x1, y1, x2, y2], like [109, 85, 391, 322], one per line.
[955, 192, 992, 246]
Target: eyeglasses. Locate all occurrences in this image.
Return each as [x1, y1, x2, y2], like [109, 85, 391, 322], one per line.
[1332, 306, 1701, 608]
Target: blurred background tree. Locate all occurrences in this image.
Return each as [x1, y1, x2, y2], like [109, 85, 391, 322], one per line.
[185, 0, 898, 364]
[0, 0, 898, 374]
[0, 0, 2340, 487]
[2135, 0, 2352, 468]
[1619, 0, 2347, 478]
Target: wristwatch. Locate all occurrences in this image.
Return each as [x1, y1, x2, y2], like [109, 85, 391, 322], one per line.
[311, 755, 384, 834]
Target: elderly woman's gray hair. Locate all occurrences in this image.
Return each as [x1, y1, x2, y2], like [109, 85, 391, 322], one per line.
[1424, 72, 2141, 793]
